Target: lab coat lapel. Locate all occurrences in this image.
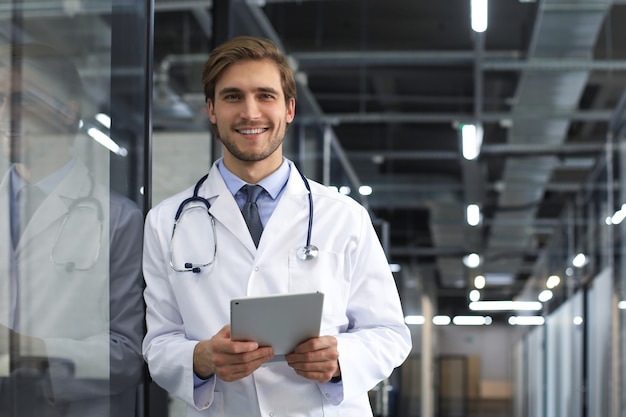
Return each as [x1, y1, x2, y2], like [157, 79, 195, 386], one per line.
[201, 164, 257, 254]
[256, 165, 310, 256]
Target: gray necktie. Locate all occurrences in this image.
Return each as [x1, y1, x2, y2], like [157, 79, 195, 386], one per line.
[241, 185, 264, 247]
[15, 185, 46, 243]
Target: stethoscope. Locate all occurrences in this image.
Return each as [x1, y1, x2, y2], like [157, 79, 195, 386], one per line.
[170, 170, 319, 274]
[49, 174, 104, 272]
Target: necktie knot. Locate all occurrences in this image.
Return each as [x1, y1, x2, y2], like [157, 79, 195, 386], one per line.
[243, 184, 264, 204]
[241, 185, 264, 247]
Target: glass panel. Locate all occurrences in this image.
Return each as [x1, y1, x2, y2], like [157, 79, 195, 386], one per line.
[545, 290, 583, 417]
[587, 267, 612, 417]
[0, 1, 148, 416]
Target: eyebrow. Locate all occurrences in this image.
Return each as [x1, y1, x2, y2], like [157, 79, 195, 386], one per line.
[217, 86, 281, 96]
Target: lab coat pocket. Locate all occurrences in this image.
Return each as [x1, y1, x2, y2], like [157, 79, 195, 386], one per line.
[288, 249, 349, 318]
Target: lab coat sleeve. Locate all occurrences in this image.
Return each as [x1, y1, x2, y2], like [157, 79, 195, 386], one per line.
[141, 207, 215, 409]
[323, 205, 412, 404]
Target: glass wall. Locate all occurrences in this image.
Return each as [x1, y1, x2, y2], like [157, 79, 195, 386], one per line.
[0, 1, 150, 416]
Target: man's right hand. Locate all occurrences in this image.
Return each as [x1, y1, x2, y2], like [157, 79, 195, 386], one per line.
[193, 325, 274, 382]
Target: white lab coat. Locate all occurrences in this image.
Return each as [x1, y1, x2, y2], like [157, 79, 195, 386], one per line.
[0, 161, 144, 417]
[142, 160, 412, 417]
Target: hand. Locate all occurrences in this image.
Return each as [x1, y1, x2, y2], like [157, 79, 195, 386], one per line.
[193, 325, 274, 382]
[285, 335, 340, 383]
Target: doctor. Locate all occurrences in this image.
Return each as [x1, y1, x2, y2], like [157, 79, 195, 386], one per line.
[142, 35, 412, 417]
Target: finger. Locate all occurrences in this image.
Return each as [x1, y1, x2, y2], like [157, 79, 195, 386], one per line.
[292, 335, 337, 353]
[286, 346, 338, 364]
[215, 349, 275, 382]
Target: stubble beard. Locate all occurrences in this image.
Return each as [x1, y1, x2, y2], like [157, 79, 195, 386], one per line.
[216, 123, 286, 163]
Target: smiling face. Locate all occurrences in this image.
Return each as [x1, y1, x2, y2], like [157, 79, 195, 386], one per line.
[207, 58, 295, 180]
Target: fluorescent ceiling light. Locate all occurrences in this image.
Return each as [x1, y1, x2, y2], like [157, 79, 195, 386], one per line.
[474, 274, 485, 289]
[546, 274, 560, 289]
[466, 204, 481, 226]
[389, 263, 401, 273]
[461, 123, 483, 160]
[405, 315, 425, 325]
[87, 127, 128, 157]
[453, 315, 492, 326]
[609, 204, 626, 225]
[358, 185, 373, 196]
[619, 301, 626, 310]
[339, 186, 351, 195]
[463, 253, 481, 268]
[433, 315, 451, 325]
[572, 253, 587, 268]
[538, 289, 553, 303]
[471, 0, 488, 33]
[508, 316, 544, 326]
[573, 316, 583, 325]
[469, 300, 542, 311]
[95, 113, 111, 129]
[469, 289, 481, 302]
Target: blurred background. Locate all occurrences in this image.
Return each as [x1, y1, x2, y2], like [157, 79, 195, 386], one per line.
[2, 0, 626, 416]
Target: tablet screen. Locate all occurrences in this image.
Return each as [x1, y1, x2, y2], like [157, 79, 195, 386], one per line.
[230, 292, 324, 360]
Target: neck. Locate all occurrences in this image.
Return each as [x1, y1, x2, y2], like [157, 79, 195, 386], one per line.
[15, 154, 70, 184]
[223, 151, 283, 184]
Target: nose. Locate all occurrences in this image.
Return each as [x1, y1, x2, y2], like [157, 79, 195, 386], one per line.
[240, 97, 261, 120]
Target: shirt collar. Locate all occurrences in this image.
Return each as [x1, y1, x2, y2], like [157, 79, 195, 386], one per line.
[217, 157, 291, 200]
[10, 159, 75, 198]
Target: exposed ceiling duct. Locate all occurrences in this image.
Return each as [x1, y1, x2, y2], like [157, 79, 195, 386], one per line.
[149, 0, 626, 318]
[483, 0, 613, 290]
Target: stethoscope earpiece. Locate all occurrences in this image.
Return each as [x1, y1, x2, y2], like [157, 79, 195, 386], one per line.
[297, 245, 319, 261]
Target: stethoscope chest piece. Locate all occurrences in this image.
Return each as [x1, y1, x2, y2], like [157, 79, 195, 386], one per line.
[297, 245, 319, 261]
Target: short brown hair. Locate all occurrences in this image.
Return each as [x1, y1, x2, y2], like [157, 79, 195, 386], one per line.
[201, 36, 297, 104]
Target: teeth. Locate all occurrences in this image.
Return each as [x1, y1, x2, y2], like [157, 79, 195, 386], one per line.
[239, 128, 265, 135]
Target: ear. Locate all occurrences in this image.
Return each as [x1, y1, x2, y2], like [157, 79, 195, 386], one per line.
[286, 97, 295, 123]
[207, 100, 217, 124]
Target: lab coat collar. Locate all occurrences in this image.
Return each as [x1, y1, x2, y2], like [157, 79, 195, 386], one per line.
[200, 160, 311, 256]
[202, 163, 257, 253]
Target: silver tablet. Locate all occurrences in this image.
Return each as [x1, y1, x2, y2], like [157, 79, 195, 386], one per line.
[230, 292, 324, 361]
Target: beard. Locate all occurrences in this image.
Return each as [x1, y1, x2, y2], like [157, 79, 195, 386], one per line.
[215, 121, 287, 163]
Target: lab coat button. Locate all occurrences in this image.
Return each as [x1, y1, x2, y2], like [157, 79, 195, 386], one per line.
[269, 412, 275, 417]
[325, 393, 331, 398]
[254, 267, 259, 272]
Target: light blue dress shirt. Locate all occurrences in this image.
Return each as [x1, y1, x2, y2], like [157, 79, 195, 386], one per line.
[217, 158, 291, 227]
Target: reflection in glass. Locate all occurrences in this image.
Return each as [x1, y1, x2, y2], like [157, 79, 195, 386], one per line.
[0, 40, 144, 417]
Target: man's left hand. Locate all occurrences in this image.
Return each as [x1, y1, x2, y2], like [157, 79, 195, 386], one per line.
[285, 336, 340, 383]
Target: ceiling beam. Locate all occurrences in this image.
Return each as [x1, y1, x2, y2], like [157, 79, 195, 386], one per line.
[296, 110, 615, 125]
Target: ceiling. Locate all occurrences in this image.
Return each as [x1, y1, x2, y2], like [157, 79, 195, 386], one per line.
[152, 0, 626, 320]
[3, 0, 625, 320]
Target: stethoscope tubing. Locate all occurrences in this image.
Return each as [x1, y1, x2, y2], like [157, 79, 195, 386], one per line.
[171, 169, 317, 273]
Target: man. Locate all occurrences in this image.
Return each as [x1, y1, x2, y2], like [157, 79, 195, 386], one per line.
[142, 36, 411, 416]
[0, 43, 144, 417]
